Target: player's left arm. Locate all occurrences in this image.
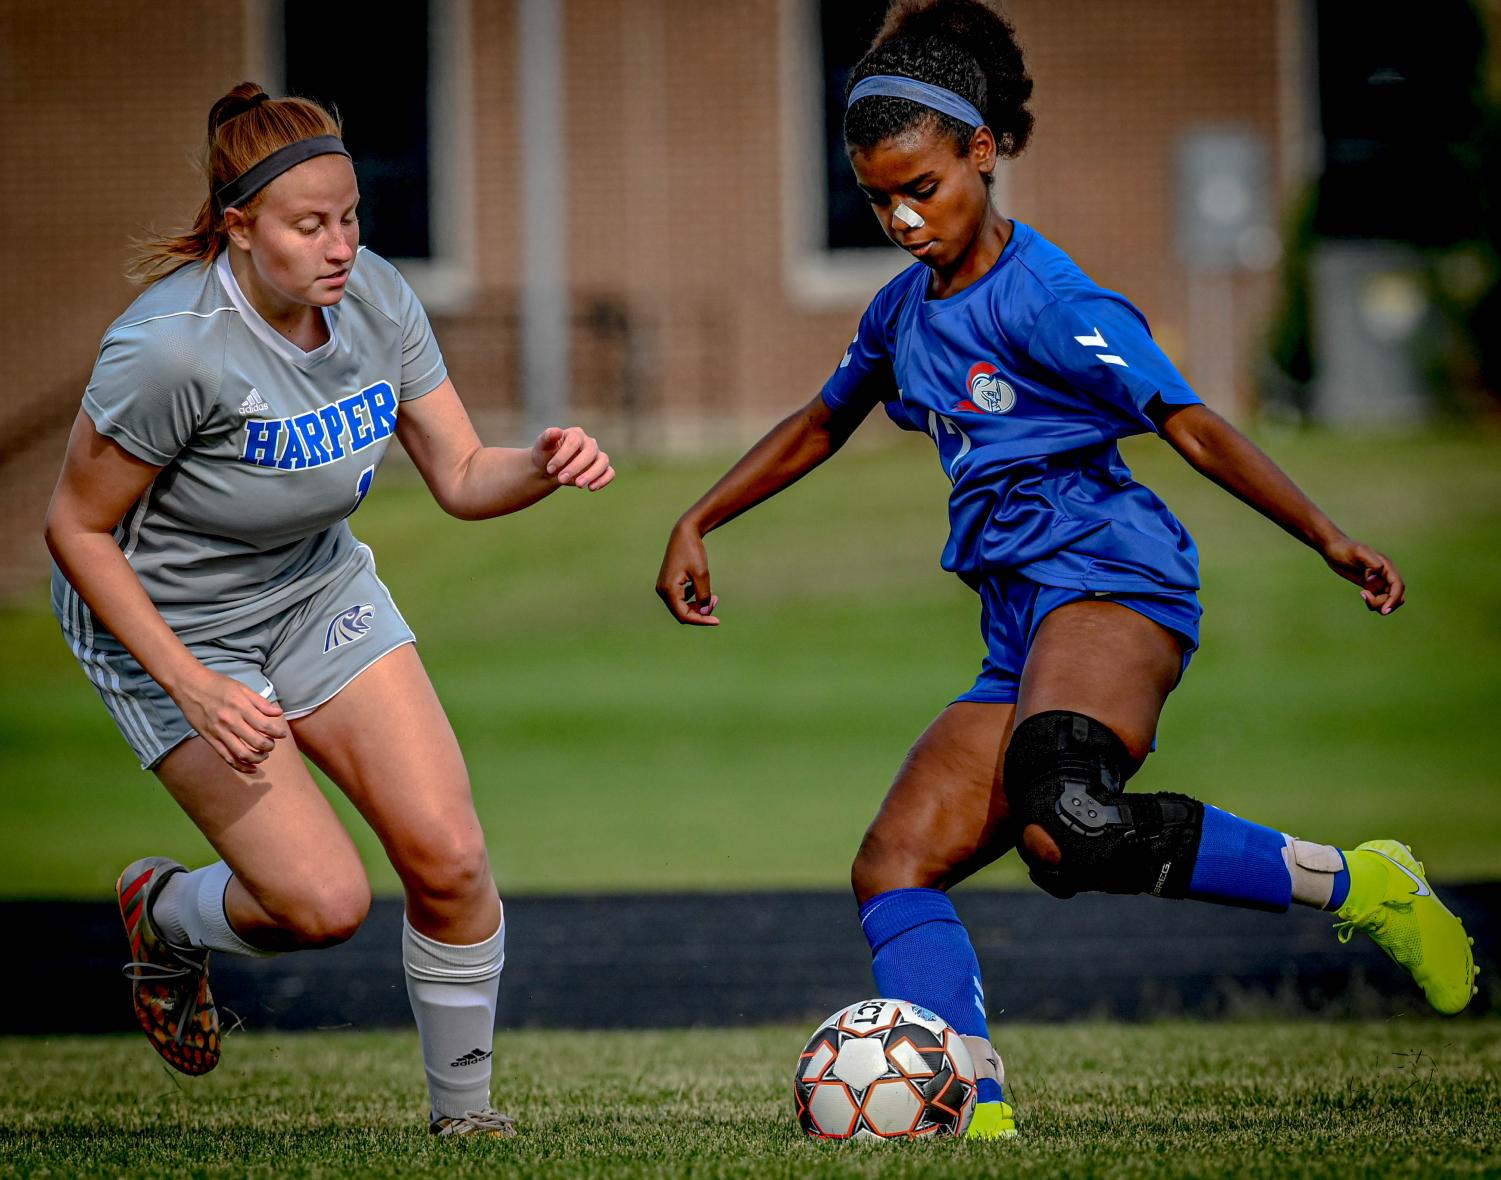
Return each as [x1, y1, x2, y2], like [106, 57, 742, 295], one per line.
[1154, 402, 1404, 614]
[395, 378, 615, 520]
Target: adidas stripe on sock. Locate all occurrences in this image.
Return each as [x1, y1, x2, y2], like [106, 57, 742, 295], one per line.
[404, 911, 506, 1120]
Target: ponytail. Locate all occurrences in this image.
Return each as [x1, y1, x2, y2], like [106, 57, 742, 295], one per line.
[130, 82, 342, 284]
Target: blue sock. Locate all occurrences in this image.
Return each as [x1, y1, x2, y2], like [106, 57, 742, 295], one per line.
[859, 887, 1003, 1103]
[1323, 852, 1351, 912]
[1186, 805, 1292, 912]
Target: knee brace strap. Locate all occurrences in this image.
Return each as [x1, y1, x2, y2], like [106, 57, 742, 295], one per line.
[1005, 711, 1203, 899]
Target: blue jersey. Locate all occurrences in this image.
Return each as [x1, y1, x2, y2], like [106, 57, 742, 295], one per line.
[821, 220, 1201, 593]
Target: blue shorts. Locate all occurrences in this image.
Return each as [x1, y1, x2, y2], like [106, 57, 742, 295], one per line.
[956, 574, 1202, 705]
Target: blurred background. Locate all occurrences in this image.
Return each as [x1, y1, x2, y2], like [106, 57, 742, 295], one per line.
[1, 0, 1497, 939]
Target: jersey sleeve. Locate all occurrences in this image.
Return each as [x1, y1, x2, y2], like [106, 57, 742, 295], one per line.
[1026, 296, 1201, 432]
[394, 271, 448, 402]
[81, 322, 219, 466]
[819, 288, 900, 415]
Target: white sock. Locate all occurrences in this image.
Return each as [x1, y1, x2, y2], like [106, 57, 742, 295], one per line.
[961, 1034, 1006, 1091]
[404, 910, 505, 1120]
[152, 861, 277, 957]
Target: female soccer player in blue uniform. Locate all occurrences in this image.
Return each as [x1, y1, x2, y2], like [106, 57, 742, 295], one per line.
[45, 84, 614, 1136]
[657, 0, 1476, 1138]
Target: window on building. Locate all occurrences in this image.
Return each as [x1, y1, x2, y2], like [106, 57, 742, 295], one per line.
[781, 0, 897, 306]
[1312, 0, 1484, 244]
[817, 1, 891, 253]
[780, 0, 1010, 306]
[283, 2, 433, 259]
[254, 0, 475, 310]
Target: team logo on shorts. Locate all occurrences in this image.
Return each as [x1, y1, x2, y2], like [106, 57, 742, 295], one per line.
[957, 361, 1016, 414]
[323, 603, 375, 653]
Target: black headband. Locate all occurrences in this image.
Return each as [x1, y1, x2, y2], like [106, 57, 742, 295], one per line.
[215, 135, 350, 210]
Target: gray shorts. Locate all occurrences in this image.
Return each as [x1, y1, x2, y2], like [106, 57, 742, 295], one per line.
[57, 545, 415, 769]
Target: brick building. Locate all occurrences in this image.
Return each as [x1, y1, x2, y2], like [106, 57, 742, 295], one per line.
[0, 0, 1306, 588]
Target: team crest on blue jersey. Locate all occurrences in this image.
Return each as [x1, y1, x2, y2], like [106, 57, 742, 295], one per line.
[957, 362, 1016, 414]
[324, 603, 375, 653]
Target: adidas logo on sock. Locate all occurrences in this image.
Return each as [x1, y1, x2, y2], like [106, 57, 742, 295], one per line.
[239, 388, 271, 416]
[450, 1047, 493, 1068]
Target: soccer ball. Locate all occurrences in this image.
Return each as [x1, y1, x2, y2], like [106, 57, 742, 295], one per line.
[794, 998, 976, 1140]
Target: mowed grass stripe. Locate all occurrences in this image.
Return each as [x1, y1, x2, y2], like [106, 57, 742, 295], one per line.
[1, 428, 1498, 895]
[1, 1022, 1497, 1178]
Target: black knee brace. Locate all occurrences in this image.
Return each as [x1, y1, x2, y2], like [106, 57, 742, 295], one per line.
[1005, 710, 1203, 900]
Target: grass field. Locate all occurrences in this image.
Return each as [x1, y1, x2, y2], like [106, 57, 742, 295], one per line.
[1, 1021, 1496, 1178]
[1, 427, 1499, 897]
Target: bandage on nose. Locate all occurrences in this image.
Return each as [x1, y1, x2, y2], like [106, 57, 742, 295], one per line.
[893, 202, 925, 229]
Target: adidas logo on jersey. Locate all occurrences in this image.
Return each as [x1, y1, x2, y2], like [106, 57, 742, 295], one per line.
[239, 388, 271, 416]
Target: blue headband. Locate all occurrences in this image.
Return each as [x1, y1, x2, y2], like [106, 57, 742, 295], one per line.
[846, 74, 985, 129]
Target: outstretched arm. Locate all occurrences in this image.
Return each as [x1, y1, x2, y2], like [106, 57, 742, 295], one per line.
[1155, 402, 1404, 614]
[396, 378, 615, 521]
[655, 392, 873, 626]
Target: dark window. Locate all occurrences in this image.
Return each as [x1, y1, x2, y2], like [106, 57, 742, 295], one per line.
[282, 0, 433, 258]
[819, 0, 890, 251]
[1313, 0, 1484, 244]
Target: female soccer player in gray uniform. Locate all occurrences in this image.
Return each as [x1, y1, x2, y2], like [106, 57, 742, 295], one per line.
[44, 84, 613, 1137]
[657, 0, 1476, 1139]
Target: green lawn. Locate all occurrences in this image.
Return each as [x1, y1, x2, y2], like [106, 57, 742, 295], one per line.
[1, 1021, 1496, 1178]
[2, 427, 1499, 897]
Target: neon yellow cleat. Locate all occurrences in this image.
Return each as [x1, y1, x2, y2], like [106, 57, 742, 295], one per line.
[966, 1100, 1018, 1139]
[1335, 840, 1477, 1015]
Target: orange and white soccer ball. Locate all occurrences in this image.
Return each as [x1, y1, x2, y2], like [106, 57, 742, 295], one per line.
[794, 998, 977, 1140]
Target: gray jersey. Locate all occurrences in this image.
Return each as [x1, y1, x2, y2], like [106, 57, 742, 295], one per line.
[51, 248, 446, 642]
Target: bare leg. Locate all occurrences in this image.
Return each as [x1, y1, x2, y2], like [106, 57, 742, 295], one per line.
[289, 643, 500, 943]
[1011, 600, 1183, 869]
[153, 735, 371, 950]
[290, 642, 504, 1122]
[851, 700, 1017, 903]
[850, 699, 1019, 1115]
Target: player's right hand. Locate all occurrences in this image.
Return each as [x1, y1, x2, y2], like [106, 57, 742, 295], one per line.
[656, 522, 720, 626]
[1320, 534, 1406, 616]
[173, 668, 290, 773]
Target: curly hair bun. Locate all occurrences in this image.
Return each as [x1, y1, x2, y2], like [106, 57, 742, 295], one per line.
[847, 0, 1034, 159]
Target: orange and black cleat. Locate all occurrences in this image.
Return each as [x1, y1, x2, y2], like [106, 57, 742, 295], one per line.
[116, 856, 221, 1076]
[430, 1109, 517, 1138]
